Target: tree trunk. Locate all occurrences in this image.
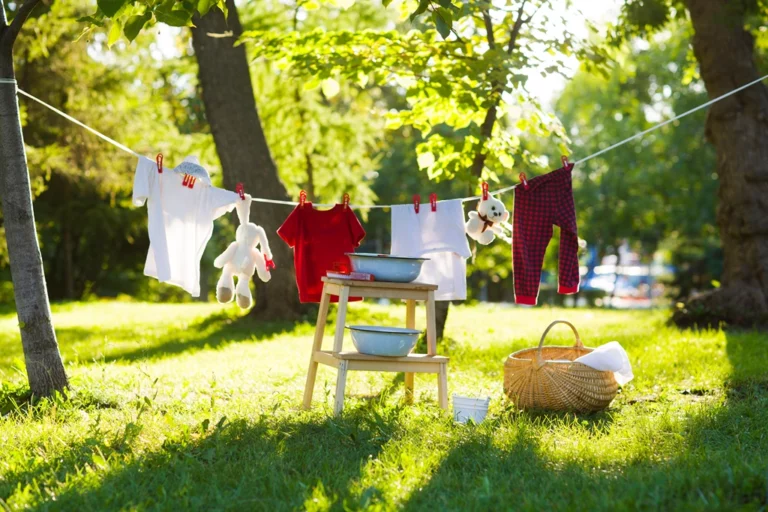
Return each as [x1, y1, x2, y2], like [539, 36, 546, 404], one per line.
[434, 300, 449, 341]
[0, 0, 68, 396]
[673, 0, 768, 327]
[191, 0, 304, 320]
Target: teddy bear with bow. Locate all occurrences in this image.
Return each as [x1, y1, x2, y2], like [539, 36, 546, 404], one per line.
[465, 189, 511, 245]
[214, 194, 274, 309]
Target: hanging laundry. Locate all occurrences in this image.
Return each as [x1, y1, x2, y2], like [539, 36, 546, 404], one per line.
[214, 193, 274, 309]
[277, 202, 366, 303]
[512, 162, 579, 305]
[132, 155, 238, 297]
[391, 199, 472, 301]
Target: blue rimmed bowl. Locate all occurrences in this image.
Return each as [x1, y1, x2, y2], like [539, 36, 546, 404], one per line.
[347, 325, 421, 357]
[346, 253, 428, 283]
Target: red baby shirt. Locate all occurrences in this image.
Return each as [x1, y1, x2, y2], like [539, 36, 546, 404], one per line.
[277, 203, 366, 303]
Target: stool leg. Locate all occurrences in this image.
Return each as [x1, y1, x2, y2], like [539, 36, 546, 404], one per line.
[334, 360, 349, 416]
[426, 291, 437, 356]
[404, 299, 416, 403]
[438, 362, 448, 410]
[303, 287, 331, 409]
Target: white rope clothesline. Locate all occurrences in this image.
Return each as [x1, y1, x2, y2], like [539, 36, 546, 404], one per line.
[3, 72, 768, 208]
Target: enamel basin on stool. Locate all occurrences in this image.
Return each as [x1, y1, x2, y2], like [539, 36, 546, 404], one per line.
[346, 326, 422, 357]
[346, 253, 428, 283]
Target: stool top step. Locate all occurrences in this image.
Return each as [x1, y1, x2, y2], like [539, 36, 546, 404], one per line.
[322, 277, 439, 291]
[319, 350, 448, 363]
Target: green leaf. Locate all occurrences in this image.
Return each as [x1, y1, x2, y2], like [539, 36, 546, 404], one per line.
[107, 20, 122, 47]
[433, 8, 452, 39]
[97, 0, 128, 17]
[438, 0, 452, 7]
[417, 152, 435, 169]
[197, 0, 214, 16]
[382, 0, 393, 6]
[409, 0, 429, 22]
[155, 1, 193, 27]
[123, 12, 151, 42]
[321, 78, 340, 98]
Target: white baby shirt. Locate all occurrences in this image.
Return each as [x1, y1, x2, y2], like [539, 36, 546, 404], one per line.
[132, 156, 238, 297]
[391, 199, 472, 301]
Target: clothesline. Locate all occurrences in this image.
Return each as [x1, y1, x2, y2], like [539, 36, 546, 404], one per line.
[3, 71, 768, 208]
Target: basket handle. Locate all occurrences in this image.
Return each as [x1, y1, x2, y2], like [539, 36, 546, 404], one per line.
[535, 320, 583, 367]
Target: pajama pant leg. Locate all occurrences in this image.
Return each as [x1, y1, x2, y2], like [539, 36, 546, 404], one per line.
[513, 194, 553, 306]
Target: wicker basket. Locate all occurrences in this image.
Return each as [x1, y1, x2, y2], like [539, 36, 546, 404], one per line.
[504, 320, 618, 412]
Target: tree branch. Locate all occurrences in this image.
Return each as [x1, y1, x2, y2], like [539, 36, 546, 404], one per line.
[470, 0, 532, 177]
[506, 0, 528, 54]
[1, 0, 42, 55]
[482, 9, 496, 49]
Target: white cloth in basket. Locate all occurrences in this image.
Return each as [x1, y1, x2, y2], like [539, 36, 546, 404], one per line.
[574, 341, 634, 385]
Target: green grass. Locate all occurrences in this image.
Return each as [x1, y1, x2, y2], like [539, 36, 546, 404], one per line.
[0, 301, 767, 511]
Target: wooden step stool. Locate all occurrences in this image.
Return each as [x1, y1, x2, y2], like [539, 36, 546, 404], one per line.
[302, 277, 449, 416]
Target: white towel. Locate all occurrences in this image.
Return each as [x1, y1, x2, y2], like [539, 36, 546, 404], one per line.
[574, 341, 634, 385]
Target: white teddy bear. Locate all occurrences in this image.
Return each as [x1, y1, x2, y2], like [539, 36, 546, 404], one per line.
[465, 191, 511, 245]
[214, 194, 273, 309]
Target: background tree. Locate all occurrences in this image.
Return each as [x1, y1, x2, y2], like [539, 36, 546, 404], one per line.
[0, 0, 230, 395]
[556, 26, 720, 298]
[613, 0, 768, 326]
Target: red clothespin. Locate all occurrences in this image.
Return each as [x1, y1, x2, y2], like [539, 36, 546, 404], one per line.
[413, 194, 420, 213]
[299, 190, 307, 207]
[189, 176, 196, 189]
[519, 172, 529, 190]
[182, 174, 190, 187]
[342, 193, 350, 210]
[481, 182, 489, 201]
[562, 155, 571, 169]
[430, 192, 437, 212]
[236, 183, 245, 200]
[264, 254, 276, 271]
[156, 153, 163, 174]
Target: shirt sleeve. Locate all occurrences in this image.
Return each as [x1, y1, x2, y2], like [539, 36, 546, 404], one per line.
[207, 186, 239, 220]
[347, 208, 366, 247]
[132, 156, 156, 207]
[277, 206, 301, 248]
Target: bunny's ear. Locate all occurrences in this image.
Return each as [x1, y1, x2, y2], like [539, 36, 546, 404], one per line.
[235, 194, 252, 226]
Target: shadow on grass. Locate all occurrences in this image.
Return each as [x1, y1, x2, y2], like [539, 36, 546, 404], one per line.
[400, 329, 768, 511]
[38, 406, 401, 511]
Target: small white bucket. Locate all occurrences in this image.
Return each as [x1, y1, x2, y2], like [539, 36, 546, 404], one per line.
[452, 394, 490, 424]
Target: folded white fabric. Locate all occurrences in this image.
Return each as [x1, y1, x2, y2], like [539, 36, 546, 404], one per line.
[574, 341, 634, 385]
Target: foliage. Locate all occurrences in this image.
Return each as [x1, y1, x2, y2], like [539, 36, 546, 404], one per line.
[1, 301, 767, 509]
[557, 27, 718, 257]
[239, 0, 392, 206]
[241, 0, 608, 188]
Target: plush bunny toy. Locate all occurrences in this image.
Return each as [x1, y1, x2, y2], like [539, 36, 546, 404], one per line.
[214, 194, 273, 309]
[465, 192, 511, 245]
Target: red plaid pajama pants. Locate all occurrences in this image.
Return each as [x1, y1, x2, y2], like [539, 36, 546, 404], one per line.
[513, 163, 579, 305]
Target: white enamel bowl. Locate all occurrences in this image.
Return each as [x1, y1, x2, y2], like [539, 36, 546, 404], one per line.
[346, 253, 428, 283]
[347, 325, 421, 357]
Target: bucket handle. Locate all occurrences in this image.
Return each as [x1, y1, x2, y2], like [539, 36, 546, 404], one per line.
[535, 320, 583, 367]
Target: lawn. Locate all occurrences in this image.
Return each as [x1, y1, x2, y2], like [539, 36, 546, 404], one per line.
[0, 300, 767, 511]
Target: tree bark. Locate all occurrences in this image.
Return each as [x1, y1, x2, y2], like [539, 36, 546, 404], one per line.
[191, 0, 304, 320]
[0, 0, 68, 396]
[673, 0, 768, 327]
